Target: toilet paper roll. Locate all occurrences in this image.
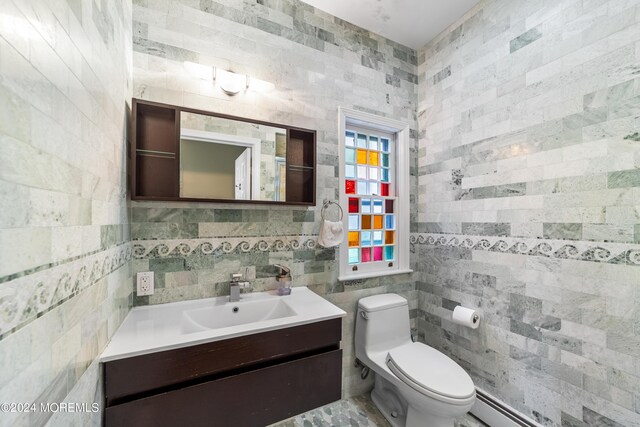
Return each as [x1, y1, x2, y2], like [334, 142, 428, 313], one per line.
[452, 306, 480, 329]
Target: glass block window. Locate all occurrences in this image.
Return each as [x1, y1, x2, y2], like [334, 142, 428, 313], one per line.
[343, 129, 396, 270]
[339, 108, 409, 281]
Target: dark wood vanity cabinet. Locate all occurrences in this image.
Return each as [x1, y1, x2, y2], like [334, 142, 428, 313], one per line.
[131, 98, 317, 205]
[103, 319, 342, 427]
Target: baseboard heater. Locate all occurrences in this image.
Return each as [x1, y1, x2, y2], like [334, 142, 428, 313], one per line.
[470, 389, 542, 427]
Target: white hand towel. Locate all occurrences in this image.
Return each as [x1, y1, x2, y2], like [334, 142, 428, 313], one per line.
[317, 219, 344, 248]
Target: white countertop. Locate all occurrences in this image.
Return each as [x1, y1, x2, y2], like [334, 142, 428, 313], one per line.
[101, 287, 346, 362]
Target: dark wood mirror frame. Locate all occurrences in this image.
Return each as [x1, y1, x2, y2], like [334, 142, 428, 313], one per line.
[130, 98, 316, 206]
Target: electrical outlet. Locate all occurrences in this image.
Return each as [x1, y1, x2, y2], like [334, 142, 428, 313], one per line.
[137, 272, 154, 296]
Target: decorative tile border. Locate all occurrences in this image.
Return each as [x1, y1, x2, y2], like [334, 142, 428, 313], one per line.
[132, 235, 320, 259]
[410, 233, 640, 266]
[0, 235, 129, 285]
[0, 243, 132, 339]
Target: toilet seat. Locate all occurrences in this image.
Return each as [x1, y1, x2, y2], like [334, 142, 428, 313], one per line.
[386, 343, 475, 403]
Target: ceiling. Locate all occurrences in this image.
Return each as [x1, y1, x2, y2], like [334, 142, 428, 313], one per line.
[300, 0, 481, 49]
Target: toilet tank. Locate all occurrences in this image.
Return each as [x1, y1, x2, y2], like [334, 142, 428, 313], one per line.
[355, 294, 412, 361]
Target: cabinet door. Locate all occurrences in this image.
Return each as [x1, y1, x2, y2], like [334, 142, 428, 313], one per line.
[105, 349, 342, 427]
[104, 318, 341, 406]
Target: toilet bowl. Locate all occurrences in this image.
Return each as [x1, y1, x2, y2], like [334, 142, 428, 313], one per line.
[355, 294, 476, 427]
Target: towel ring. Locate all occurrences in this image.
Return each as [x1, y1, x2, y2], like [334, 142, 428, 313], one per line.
[321, 200, 344, 221]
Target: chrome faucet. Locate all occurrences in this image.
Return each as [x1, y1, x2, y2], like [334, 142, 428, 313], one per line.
[229, 273, 250, 302]
[274, 264, 291, 281]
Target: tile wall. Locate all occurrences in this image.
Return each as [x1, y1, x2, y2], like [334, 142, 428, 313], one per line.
[0, 0, 132, 425]
[415, 0, 640, 426]
[130, 0, 419, 397]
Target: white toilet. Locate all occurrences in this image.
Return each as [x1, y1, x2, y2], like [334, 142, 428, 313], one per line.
[355, 294, 476, 427]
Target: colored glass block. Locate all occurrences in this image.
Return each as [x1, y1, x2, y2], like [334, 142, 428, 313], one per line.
[361, 247, 371, 262]
[369, 136, 379, 151]
[345, 164, 355, 179]
[385, 199, 394, 213]
[369, 151, 379, 166]
[373, 231, 383, 245]
[357, 149, 367, 164]
[373, 246, 383, 261]
[348, 231, 359, 247]
[345, 131, 355, 147]
[345, 180, 355, 194]
[348, 215, 359, 230]
[369, 167, 379, 180]
[385, 231, 394, 244]
[373, 215, 383, 229]
[361, 231, 372, 246]
[348, 248, 359, 264]
[385, 214, 395, 229]
[361, 198, 371, 213]
[348, 198, 359, 213]
[357, 134, 368, 148]
[344, 128, 399, 269]
[373, 199, 383, 214]
[357, 180, 367, 194]
[345, 148, 355, 164]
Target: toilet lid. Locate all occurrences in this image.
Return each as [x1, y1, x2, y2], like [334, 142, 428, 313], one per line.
[386, 343, 475, 400]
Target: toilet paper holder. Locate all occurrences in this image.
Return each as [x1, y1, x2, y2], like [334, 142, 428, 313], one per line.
[452, 306, 480, 329]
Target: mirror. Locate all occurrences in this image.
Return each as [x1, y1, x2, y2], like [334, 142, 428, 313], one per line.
[179, 112, 288, 201]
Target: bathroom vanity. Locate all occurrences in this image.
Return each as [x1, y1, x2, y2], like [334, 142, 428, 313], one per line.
[101, 288, 345, 426]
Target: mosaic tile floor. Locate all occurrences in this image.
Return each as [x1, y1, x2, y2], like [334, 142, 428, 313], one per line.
[270, 393, 488, 427]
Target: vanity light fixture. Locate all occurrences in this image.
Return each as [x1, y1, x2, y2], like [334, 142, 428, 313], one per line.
[184, 61, 251, 96]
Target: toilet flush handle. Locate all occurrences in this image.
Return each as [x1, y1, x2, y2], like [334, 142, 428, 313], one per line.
[360, 310, 368, 320]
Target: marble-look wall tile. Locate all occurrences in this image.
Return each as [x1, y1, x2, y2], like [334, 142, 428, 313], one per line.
[0, 264, 130, 427]
[416, 0, 640, 425]
[543, 223, 583, 240]
[510, 26, 543, 53]
[0, 0, 133, 426]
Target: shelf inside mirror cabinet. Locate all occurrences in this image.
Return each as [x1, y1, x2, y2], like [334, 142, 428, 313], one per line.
[286, 129, 315, 203]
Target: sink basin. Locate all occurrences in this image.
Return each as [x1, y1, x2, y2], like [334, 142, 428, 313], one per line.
[182, 298, 296, 334]
[101, 287, 346, 362]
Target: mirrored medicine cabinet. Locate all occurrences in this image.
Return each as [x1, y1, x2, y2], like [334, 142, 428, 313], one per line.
[131, 99, 316, 205]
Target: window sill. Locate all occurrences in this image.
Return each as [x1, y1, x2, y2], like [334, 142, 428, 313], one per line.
[338, 268, 413, 282]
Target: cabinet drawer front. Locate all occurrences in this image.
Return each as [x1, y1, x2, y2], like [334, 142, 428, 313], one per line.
[105, 349, 342, 427]
[105, 318, 341, 405]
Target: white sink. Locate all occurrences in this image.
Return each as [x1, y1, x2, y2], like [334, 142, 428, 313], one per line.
[100, 287, 346, 362]
[182, 299, 296, 334]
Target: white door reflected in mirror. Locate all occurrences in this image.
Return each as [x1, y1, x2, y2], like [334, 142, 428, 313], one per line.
[234, 148, 251, 200]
